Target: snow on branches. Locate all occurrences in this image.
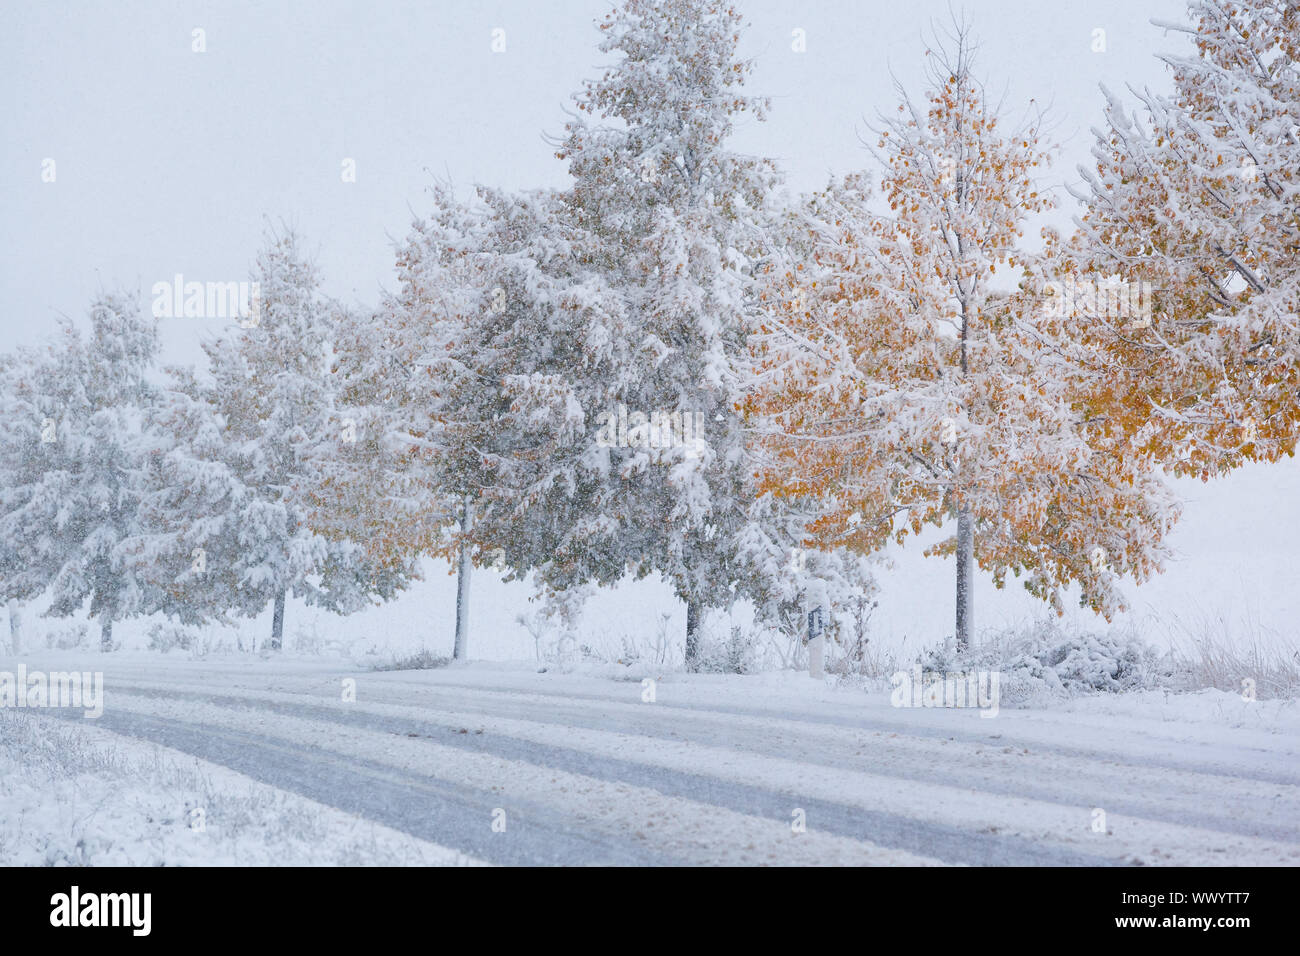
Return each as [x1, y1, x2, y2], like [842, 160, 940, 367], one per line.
[748, 25, 1180, 643]
[1069, 0, 1300, 478]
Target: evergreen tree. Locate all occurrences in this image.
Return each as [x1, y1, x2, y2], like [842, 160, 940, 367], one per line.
[0, 293, 159, 647]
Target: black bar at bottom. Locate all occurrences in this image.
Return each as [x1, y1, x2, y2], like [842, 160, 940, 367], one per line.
[0, 865, 1286, 943]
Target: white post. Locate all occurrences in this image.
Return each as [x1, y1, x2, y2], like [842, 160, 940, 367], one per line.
[805, 579, 828, 680]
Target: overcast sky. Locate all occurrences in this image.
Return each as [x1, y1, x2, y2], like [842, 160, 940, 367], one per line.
[2, 0, 1187, 365]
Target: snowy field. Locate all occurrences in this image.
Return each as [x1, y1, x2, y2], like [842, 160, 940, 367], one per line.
[3, 650, 1296, 866]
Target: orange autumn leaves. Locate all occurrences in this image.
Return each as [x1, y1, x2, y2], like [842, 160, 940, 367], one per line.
[748, 48, 1180, 619]
[1066, 0, 1300, 482]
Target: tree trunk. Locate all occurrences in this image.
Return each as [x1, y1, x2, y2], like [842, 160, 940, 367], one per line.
[955, 505, 974, 652]
[100, 617, 113, 650]
[684, 600, 701, 670]
[954, 212, 972, 653]
[453, 498, 474, 661]
[270, 589, 286, 651]
[7, 600, 20, 655]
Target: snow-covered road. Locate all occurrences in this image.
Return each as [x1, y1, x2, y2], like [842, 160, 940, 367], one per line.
[15, 655, 1300, 866]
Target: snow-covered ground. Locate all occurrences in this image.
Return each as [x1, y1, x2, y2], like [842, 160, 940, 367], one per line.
[0, 689, 483, 866]
[3, 650, 1296, 866]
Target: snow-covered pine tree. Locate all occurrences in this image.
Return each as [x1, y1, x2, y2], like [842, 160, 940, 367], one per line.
[493, 0, 845, 665]
[138, 232, 404, 650]
[1068, 0, 1299, 476]
[313, 186, 544, 660]
[749, 26, 1180, 649]
[0, 293, 159, 648]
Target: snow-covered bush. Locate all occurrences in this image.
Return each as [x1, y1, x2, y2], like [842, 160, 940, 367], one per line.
[825, 596, 909, 685]
[540, 633, 580, 673]
[147, 623, 196, 654]
[44, 622, 89, 650]
[919, 622, 1173, 704]
[568, 614, 676, 672]
[287, 621, 355, 658]
[827, 640, 907, 687]
[185, 626, 244, 660]
[691, 625, 761, 675]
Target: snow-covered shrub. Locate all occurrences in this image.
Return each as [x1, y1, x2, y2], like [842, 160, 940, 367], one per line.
[44, 622, 88, 650]
[147, 623, 196, 654]
[918, 622, 1172, 704]
[288, 621, 353, 658]
[600, 635, 654, 669]
[1045, 633, 1157, 693]
[569, 615, 676, 672]
[825, 597, 908, 685]
[290, 623, 326, 655]
[186, 626, 243, 659]
[372, 649, 451, 672]
[516, 611, 552, 663]
[539, 632, 580, 673]
[516, 608, 586, 673]
[827, 638, 906, 687]
[692, 625, 760, 675]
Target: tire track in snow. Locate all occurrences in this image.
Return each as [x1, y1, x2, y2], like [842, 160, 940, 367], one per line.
[105, 683, 1122, 866]
[369, 675, 1300, 786]
[90, 695, 943, 866]
[51, 707, 678, 867]
[115, 665, 1296, 785]
[50, 659, 1299, 865]
[106, 675, 1300, 848]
